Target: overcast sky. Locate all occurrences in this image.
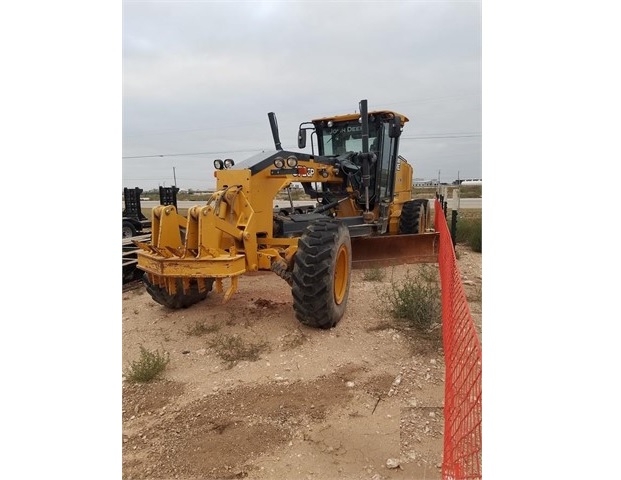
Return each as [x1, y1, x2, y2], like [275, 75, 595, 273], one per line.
[122, 0, 482, 190]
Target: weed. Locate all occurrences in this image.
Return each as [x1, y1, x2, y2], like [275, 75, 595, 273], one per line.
[208, 334, 270, 368]
[124, 346, 170, 383]
[380, 265, 441, 333]
[186, 321, 220, 336]
[363, 267, 386, 282]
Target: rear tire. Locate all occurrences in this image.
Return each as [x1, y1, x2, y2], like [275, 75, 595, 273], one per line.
[398, 199, 428, 234]
[291, 218, 352, 329]
[142, 273, 214, 309]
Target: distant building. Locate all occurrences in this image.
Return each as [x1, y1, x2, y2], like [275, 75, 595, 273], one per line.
[459, 178, 482, 186]
[414, 179, 439, 187]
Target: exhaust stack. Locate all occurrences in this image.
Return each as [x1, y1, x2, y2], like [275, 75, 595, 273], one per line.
[268, 112, 283, 151]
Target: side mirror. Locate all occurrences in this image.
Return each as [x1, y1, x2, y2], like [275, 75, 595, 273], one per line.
[298, 128, 307, 149]
[389, 116, 402, 138]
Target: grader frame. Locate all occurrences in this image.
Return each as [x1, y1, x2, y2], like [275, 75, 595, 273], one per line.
[134, 99, 439, 328]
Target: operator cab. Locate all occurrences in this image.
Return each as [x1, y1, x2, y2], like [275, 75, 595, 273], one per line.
[298, 110, 408, 209]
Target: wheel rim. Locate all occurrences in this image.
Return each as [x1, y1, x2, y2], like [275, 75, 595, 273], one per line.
[333, 244, 349, 305]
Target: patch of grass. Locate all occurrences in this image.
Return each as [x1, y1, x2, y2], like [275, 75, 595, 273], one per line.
[456, 209, 482, 221]
[208, 334, 270, 368]
[380, 265, 442, 333]
[363, 267, 386, 282]
[412, 185, 481, 198]
[459, 185, 482, 198]
[225, 314, 237, 326]
[275, 188, 311, 201]
[186, 321, 221, 336]
[455, 216, 482, 253]
[124, 346, 170, 383]
[466, 284, 482, 303]
[281, 330, 308, 350]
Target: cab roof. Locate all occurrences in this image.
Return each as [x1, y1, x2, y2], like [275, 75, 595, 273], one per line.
[311, 110, 409, 124]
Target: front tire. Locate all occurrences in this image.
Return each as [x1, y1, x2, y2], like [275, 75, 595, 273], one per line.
[291, 218, 352, 329]
[142, 273, 214, 309]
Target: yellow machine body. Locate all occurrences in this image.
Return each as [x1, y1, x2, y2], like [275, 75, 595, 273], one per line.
[135, 100, 439, 328]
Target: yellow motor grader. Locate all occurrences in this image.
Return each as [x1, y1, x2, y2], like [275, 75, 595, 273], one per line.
[134, 99, 438, 329]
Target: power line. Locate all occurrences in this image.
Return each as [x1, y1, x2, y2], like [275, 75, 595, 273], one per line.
[122, 148, 266, 159]
[123, 120, 270, 138]
[401, 134, 481, 140]
[123, 133, 481, 159]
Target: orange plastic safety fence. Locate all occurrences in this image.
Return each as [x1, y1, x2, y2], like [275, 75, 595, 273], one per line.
[434, 199, 482, 479]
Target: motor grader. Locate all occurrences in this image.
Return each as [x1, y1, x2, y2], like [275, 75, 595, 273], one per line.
[134, 99, 438, 329]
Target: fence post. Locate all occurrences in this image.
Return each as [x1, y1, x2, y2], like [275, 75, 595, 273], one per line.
[451, 211, 458, 248]
[450, 188, 460, 248]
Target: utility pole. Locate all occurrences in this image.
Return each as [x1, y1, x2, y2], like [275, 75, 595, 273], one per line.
[173, 167, 177, 187]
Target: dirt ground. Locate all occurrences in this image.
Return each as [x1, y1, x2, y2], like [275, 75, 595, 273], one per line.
[122, 244, 482, 480]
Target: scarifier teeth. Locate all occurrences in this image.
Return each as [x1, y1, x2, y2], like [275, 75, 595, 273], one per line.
[165, 246, 184, 257]
[223, 276, 239, 303]
[199, 246, 220, 258]
[152, 246, 174, 258]
[134, 241, 157, 253]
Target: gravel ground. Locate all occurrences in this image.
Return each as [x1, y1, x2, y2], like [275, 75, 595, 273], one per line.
[122, 244, 482, 480]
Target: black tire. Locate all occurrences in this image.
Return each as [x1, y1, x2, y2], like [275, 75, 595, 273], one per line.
[142, 273, 214, 309]
[398, 199, 428, 234]
[122, 220, 137, 239]
[291, 218, 352, 329]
